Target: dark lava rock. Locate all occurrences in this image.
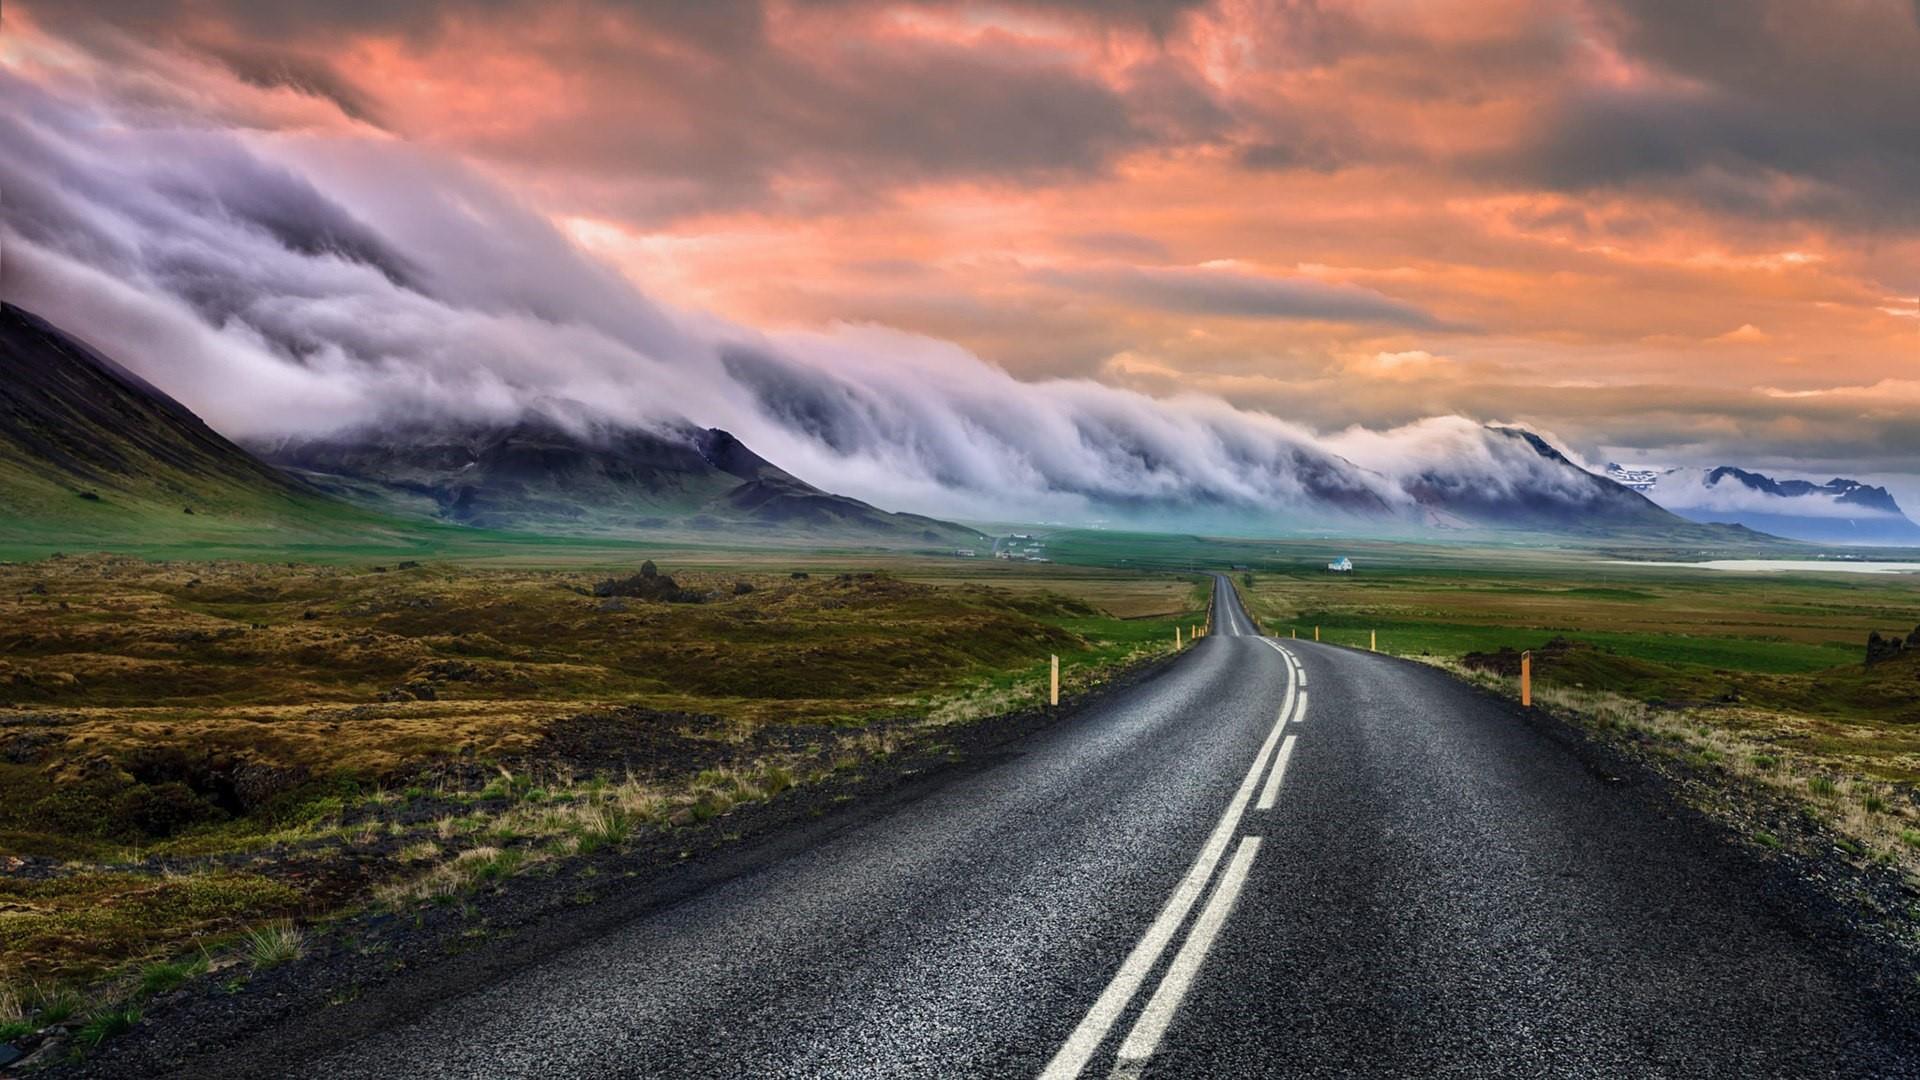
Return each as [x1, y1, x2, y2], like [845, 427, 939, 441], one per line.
[1867, 631, 1908, 667]
[593, 568, 702, 604]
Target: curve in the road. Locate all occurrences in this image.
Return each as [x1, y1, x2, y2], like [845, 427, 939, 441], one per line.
[221, 573, 1917, 1079]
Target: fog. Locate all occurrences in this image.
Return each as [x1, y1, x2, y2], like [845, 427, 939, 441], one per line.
[1647, 468, 1904, 520]
[0, 52, 1594, 530]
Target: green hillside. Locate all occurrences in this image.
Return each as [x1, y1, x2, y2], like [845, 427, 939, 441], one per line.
[0, 303, 444, 557]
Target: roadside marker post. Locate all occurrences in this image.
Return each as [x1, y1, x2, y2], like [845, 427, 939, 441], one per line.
[1050, 654, 1060, 707]
[1370, 630, 1377, 652]
[1314, 626, 1320, 642]
[1521, 650, 1532, 708]
[1176, 626, 1183, 648]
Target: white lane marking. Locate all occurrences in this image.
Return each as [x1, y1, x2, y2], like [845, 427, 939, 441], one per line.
[1272, 664, 1297, 748]
[1108, 837, 1265, 1077]
[1038, 645, 1295, 1080]
[1291, 690, 1309, 725]
[1256, 734, 1297, 811]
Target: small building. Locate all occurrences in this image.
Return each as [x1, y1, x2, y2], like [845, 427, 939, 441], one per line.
[1328, 556, 1354, 573]
[954, 549, 976, 558]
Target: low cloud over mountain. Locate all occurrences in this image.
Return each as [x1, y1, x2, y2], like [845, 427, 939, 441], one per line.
[0, 34, 1714, 535]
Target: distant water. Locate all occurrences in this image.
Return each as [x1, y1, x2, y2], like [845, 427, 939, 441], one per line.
[1612, 559, 1920, 575]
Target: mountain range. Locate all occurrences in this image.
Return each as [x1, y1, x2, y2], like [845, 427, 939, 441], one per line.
[1606, 462, 1920, 546]
[259, 419, 983, 545]
[0, 303, 981, 552]
[0, 302, 1793, 552]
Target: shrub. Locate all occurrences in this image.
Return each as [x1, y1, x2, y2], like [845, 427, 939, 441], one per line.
[117, 781, 224, 838]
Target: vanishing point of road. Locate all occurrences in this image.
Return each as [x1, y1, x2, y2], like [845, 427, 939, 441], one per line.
[271, 575, 1919, 1077]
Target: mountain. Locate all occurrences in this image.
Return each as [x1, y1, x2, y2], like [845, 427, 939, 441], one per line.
[0, 303, 417, 552]
[1705, 467, 1906, 516]
[1627, 464, 1920, 546]
[259, 416, 987, 546]
[0, 302, 1779, 553]
[0, 303, 981, 550]
[1400, 427, 1697, 534]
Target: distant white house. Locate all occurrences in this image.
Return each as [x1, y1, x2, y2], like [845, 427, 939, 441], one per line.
[1328, 556, 1354, 573]
[954, 549, 976, 558]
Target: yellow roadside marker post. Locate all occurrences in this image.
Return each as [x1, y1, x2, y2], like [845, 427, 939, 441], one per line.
[1314, 626, 1320, 642]
[1050, 654, 1060, 707]
[1521, 650, 1532, 708]
[1370, 630, 1377, 652]
[1176, 625, 1183, 648]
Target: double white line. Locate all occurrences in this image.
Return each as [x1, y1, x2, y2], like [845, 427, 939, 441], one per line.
[1041, 642, 1310, 1079]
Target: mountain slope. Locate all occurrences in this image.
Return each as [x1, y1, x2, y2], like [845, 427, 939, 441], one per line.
[1400, 427, 1697, 534]
[0, 303, 423, 551]
[261, 418, 986, 545]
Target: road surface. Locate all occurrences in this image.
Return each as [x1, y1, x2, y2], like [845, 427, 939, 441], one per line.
[291, 575, 1918, 1078]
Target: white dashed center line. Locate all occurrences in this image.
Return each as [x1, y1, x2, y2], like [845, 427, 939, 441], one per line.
[1040, 638, 1307, 1079]
[1107, 836, 1263, 1078]
[1257, 734, 1297, 811]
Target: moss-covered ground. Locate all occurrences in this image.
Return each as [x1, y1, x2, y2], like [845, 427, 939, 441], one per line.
[0, 553, 1205, 1014]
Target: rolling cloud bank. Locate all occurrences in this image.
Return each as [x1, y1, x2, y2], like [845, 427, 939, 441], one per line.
[2, 37, 1618, 531]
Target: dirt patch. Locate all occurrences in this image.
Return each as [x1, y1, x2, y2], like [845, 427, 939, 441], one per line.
[1461, 637, 1575, 677]
[528, 708, 737, 778]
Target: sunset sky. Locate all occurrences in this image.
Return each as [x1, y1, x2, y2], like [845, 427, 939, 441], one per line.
[6, 1, 1920, 511]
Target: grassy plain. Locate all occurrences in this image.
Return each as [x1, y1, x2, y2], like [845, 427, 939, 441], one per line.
[0, 550, 1206, 1022]
[1207, 542, 1920, 880]
[1014, 526, 1920, 880]
[11, 522, 1920, 1055]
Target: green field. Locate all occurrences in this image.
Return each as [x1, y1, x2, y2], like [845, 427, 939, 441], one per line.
[1034, 528, 1914, 690]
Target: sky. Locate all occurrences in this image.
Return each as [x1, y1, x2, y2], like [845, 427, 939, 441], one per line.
[3, 1, 1919, 518]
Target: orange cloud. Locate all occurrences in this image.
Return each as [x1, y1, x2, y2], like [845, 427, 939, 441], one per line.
[9, 0, 1920, 490]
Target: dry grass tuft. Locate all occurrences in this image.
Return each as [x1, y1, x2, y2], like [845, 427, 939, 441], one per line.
[242, 922, 304, 971]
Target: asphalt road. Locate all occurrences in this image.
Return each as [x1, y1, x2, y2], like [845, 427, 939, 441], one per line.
[299, 575, 1920, 1078]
